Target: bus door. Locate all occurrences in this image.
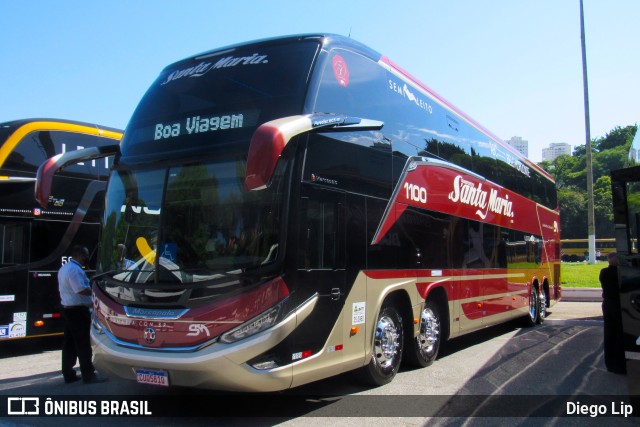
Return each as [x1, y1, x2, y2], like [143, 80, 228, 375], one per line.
[479, 223, 508, 322]
[457, 219, 484, 331]
[293, 185, 346, 379]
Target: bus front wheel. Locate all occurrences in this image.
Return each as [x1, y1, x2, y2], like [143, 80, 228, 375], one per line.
[524, 286, 539, 327]
[358, 305, 404, 386]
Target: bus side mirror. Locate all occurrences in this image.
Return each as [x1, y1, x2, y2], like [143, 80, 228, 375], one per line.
[35, 144, 120, 207]
[244, 114, 383, 191]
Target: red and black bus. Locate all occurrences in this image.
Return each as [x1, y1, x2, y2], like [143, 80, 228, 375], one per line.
[36, 34, 560, 390]
[0, 119, 122, 341]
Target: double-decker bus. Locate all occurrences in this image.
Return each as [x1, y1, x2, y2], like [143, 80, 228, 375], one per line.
[36, 34, 560, 391]
[0, 119, 122, 341]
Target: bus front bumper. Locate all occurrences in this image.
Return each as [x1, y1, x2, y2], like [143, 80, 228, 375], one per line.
[91, 295, 317, 392]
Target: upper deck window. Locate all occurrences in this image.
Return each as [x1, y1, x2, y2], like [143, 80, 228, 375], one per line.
[5, 131, 112, 178]
[122, 41, 320, 160]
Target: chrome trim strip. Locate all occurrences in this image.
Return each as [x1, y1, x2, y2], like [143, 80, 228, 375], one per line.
[99, 295, 319, 354]
[124, 307, 189, 319]
[95, 321, 216, 353]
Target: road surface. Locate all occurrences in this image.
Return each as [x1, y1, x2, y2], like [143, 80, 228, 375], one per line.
[0, 301, 636, 426]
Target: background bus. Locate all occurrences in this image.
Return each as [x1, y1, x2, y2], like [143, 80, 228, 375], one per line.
[0, 119, 122, 341]
[36, 34, 560, 391]
[560, 238, 617, 262]
[610, 165, 640, 401]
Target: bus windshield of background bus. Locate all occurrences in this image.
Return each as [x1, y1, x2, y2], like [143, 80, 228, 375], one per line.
[120, 41, 319, 160]
[99, 159, 286, 284]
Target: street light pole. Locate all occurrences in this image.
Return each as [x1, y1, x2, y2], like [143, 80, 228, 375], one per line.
[580, 0, 596, 264]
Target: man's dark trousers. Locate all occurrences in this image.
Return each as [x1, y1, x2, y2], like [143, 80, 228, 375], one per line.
[62, 306, 95, 381]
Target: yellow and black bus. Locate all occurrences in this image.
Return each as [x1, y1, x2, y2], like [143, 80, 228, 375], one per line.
[0, 119, 122, 341]
[560, 238, 618, 262]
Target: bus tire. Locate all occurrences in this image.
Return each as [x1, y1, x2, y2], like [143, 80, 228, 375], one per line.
[524, 285, 539, 327]
[405, 300, 441, 368]
[536, 288, 546, 324]
[358, 304, 404, 386]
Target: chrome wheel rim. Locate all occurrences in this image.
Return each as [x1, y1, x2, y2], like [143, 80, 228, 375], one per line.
[417, 307, 440, 357]
[374, 314, 401, 370]
[539, 291, 546, 320]
[529, 288, 538, 321]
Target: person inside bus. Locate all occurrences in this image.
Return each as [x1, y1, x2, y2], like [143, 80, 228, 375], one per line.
[599, 251, 626, 374]
[116, 243, 137, 270]
[58, 245, 108, 384]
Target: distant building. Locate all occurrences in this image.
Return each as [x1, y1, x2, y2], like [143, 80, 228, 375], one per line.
[542, 142, 571, 162]
[506, 136, 528, 157]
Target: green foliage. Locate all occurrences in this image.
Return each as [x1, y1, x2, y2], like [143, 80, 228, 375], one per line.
[593, 146, 628, 178]
[538, 125, 638, 239]
[594, 176, 613, 236]
[595, 126, 637, 151]
[557, 188, 586, 237]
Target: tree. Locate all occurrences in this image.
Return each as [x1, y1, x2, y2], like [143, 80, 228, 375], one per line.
[592, 146, 628, 181]
[538, 124, 638, 239]
[594, 175, 614, 237]
[544, 154, 579, 188]
[594, 125, 637, 152]
[557, 188, 587, 238]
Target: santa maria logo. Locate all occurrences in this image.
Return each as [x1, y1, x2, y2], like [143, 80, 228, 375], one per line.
[448, 175, 514, 220]
[161, 53, 269, 85]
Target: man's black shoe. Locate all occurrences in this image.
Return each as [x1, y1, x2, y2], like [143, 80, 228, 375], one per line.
[83, 374, 108, 384]
[64, 374, 81, 384]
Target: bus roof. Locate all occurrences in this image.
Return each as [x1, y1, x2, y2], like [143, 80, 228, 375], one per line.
[0, 118, 123, 169]
[159, 33, 554, 183]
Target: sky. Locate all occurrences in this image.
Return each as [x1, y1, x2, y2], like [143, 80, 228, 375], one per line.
[1, 0, 638, 163]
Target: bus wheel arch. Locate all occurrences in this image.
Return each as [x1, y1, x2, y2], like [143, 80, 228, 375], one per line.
[542, 279, 551, 308]
[405, 288, 447, 368]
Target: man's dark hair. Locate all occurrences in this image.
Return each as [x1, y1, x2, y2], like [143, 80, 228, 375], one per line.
[69, 245, 89, 259]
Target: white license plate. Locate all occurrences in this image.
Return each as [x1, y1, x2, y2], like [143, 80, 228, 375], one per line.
[135, 368, 169, 387]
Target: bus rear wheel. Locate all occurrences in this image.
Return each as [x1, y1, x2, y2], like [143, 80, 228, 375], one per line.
[405, 300, 441, 368]
[358, 305, 404, 386]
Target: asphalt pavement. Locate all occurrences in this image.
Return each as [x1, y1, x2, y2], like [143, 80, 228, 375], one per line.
[1, 296, 635, 427]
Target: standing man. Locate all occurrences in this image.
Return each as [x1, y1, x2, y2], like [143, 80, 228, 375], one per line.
[599, 252, 626, 374]
[58, 245, 107, 384]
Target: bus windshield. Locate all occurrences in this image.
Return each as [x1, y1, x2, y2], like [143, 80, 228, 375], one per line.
[121, 40, 319, 161]
[99, 158, 287, 285]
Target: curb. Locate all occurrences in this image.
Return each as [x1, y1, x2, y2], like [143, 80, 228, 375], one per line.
[561, 288, 602, 302]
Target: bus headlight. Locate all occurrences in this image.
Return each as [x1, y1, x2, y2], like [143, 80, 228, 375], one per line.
[219, 304, 282, 344]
